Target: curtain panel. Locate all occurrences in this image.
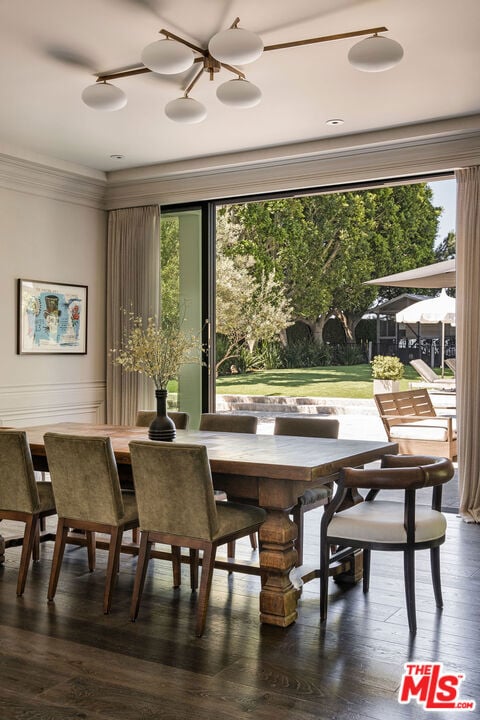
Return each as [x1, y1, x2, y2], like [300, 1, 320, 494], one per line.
[456, 166, 480, 522]
[106, 205, 160, 425]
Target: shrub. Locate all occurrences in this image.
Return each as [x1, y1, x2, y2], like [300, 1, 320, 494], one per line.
[371, 355, 404, 380]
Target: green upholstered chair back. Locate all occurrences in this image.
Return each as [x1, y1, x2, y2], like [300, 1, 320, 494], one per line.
[199, 413, 257, 434]
[274, 416, 339, 439]
[135, 410, 189, 430]
[44, 433, 124, 525]
[0, 430, 39, 513]
[129, 441, 219, 540]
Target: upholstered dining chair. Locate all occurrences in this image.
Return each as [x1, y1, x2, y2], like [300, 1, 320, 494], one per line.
[43, 432, 139, 614]
[0, 429, 56, 596]
[199, 413, 258, 555]
[319, 454, 454, 633]
[135, 410, 190, 430]
[128, 440, 266, 636]
[273, 416, 340, 566]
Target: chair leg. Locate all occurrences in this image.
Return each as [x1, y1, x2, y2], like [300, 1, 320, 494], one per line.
[319, 533, 330, 623]
[172, 545, 181, 588]
[17, 516, 38, 596]
[363, 549, 371, 593]
[104, 527, 123, 614]
[86, 531, 96, 571]
[196, 544, 217, 637]
[132, 527, 139, 544]
[249, 532, 257, 550]
[227, 540, 235, 559]
[190, 548, 199, 591]
[32, 521, 40, 563]
[403, 549, 417, 634]
[292, 504, 303, 567]
[130, 532, 153, 621]
[47, 519, 69, 602]
[430, 546, 443, 608]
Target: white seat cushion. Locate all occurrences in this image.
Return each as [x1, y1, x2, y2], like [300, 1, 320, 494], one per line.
[389, 418, 456, 442]
[328, 500, 446, 544]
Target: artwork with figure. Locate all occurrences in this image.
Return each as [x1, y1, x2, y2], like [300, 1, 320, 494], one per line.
[18, 279, 87, 354]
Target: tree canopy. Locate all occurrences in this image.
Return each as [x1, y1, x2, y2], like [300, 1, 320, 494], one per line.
[219, 183, 440, 342]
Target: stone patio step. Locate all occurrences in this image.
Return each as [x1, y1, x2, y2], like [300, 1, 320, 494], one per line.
[217, 394, 377, 415]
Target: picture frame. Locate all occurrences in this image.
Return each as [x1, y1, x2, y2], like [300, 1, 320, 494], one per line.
[17, 279, 88, 355]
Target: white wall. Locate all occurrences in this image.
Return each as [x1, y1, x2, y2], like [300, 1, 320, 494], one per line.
[0, 155, 107, 425]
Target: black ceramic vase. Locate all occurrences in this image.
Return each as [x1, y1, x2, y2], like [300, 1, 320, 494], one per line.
[148, 389, 176, 441]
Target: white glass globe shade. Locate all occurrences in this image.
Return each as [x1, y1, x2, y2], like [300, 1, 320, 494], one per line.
[208, 28, 263, 65]
[348, 35, 404, 72]
[165, 97, 207, 123]
[141, 39, 194, 74]
[81, 82, 127, 111]
[216, 79, 261, 108]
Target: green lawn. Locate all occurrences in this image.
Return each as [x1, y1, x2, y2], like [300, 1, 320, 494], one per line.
[216, 364, 453, 400]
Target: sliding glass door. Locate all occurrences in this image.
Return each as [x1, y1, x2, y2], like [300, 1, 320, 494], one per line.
[160, 205, 211, 428]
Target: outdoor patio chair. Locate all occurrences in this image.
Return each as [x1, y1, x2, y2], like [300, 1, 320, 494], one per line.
[445, 358, 456, 375]
[319, 454, 454, 633]
[409, 359, 456, 390]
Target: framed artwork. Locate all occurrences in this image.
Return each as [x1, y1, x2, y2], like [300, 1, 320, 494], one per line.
[17, 279, 88, 354]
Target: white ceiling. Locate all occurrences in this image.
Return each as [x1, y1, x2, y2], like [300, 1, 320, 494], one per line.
[1, 0, 479, 173]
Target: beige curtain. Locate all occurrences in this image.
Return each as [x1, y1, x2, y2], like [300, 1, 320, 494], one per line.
[456, 166, 480, 522]
[106, 205, 160, 425]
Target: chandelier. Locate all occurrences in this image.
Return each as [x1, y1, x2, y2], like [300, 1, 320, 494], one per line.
[81, 17, 404, 123]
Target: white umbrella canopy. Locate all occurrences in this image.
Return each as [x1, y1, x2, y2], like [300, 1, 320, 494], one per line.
[396, 289, 456, 375]
[364, 259, 456, 288]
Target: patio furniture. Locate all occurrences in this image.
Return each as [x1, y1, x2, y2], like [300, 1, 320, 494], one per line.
[445, 358, 456, 375]
[273, 416, 339, 566]
[319, 454, 454, 633]
[44, 432, 139, 614]
[410, 359, 456, 390]
[128, 440, 266, 636]
[0, 430, 56, 596]
[374, 389, 457, 460]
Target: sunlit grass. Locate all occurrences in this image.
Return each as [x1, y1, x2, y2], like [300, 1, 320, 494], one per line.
[216, 364, 452, 399]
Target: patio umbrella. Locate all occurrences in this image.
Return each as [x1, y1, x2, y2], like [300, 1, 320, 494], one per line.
[396, 289, 456, 375]
[364, 259, 456, 288]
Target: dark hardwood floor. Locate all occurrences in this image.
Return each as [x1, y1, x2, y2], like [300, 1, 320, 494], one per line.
[1, 510, 479, 720]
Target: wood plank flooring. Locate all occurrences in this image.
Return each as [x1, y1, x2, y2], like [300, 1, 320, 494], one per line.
[0, 510, 479, 720]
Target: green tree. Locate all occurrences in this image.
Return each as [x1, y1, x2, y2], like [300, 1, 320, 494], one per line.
[220, 183, 440, 343]
[216, 214, 292, 373]
[435, 230, 456, 260]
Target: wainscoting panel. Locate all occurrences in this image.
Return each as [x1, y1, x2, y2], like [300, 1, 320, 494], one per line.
[0, 381, 106, 426]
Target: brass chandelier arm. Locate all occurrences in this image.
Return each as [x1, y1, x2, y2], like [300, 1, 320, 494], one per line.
[263, 26, 388, 52]
[96, 66, 152, 82]
[184, 66, 205, 96]
[159, 28, 207, 56]
[220, 62, 246, 80]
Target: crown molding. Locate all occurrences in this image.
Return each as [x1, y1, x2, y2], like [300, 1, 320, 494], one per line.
[0, 152, 107, 209]
[105, 115, 480, 209]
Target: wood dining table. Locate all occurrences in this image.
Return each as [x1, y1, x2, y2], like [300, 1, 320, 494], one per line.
[16, 422, 397, 627]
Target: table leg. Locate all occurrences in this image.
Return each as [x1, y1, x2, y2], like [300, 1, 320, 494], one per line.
[258, 509, 298, 627]
[0, 533, 4, 564]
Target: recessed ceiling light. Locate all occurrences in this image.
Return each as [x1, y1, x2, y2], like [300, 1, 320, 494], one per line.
[110, 154, 124, 159]
[326, 118, 344, 126]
